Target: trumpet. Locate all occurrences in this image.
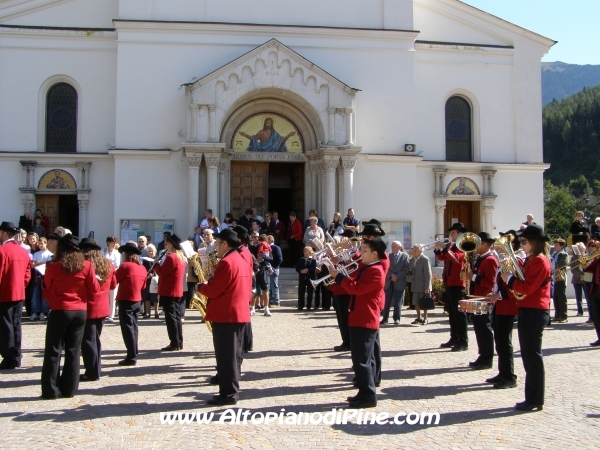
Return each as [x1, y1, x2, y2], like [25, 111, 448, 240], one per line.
[310, 257, 362, 289]
[552, 248, 600, 280]
[421, 238, 451, 251]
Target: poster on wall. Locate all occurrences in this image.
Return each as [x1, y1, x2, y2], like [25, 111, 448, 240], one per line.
[232, 113, 304, 153]
[379, 221, 412, 252]
[119, 219, 175, 245]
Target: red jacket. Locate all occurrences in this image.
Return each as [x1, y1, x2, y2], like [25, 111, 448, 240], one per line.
[507, 254, 551, 310]
[435, 245, 465, 287]
[43, 260, 100, 311]
[87, 265, 117, 319]
[275, 220, 286, 242]
[336, 262, 385, 330]
[199, 249, 252, 323]
[288, 219, 303, 241]
[0, 240, 31, 302]
[154, 253, 185, 298]
[115, 262, 147, 302]
[495, 272, 519, 316]
[471, 253, 498, 296]
[239, 246, 254, 304]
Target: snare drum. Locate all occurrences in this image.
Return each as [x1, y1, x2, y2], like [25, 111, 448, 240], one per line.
[458, 300, 493, 315]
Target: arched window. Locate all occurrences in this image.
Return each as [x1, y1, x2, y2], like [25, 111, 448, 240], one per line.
[445, 96, 472, 161]
[45, 83, 77, 153]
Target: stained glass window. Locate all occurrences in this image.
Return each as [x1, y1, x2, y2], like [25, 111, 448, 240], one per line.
[445, 96, 472, 161]
[46, 83, 77, 153]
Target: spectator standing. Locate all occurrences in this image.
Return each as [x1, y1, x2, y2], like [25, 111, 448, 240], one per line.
[303, 217, 325, 250]
[410, 244, 432, 324]
[30, 237, 53, 321]
[200, 209, 213, 232]
[551, 238, 569, 323]
[304, 210, 325, 231]
[222, 213, 234, 230]
[296, 247, 317, 310]
[381, 241, 410, 325]
[287, 212, 303, 265]
[210, 217, 221, 234]
[272, 210, 286, 243]
[570, 211, 589, 245]
[267, 235, 282, 307]
[32, 218, 45, 237]
[343, 208, 359, 232]
[102, 236, 121, 323]
[137, 236, 149, 258]
[239, 209, 253, 231]
[261, 212, 277, 239]
[18, 210, 33, 232]
[571, 244, 586, 317]
[251, 207, 264, 224]
[327, 212, 344, 238]
[591, 218, 600, 241]
[35, 209, 50, 236]
[190, 226, 203, 249]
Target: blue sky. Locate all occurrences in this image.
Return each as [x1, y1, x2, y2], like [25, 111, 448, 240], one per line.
[461, 0, 599, 65]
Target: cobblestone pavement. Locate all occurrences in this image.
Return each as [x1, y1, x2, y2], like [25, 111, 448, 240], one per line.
[1, 288, 599, 448]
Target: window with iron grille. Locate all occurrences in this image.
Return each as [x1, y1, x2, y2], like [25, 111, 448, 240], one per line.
[45, 83, 77, 153]
[445, 96, 472, 161]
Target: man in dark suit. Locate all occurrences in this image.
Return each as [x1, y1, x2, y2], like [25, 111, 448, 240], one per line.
[0, 221, 32, 370]
[381, 241, 410, 324]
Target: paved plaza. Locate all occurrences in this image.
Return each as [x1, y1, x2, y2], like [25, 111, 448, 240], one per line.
[1, 274, 599, 449]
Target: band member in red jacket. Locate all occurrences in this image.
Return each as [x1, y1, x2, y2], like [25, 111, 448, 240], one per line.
[154, 234, 186, 352]
[329, 238, 386, 409]
[287, 211, 303, 265]
[0, 221, 32, 370]
[79, 238, 117, 381]
[502, 224, 551, 412]
[487, 230, 522, 389]
[435, 222, 468, 351]
[41, 234, 100, 399]
[199, 228, 252, 405]
[115, 242, 147, 366]
[464, 232, 499, 370]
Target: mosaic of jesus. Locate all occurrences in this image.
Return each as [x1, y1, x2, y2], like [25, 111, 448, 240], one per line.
[234, 114, 303, 153]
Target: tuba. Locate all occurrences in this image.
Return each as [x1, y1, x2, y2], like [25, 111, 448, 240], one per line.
[493, 234, 526, 300]
[455, 232, 481, 295]
[188, 253, 213, 332]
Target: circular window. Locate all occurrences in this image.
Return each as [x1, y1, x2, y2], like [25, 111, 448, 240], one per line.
[448, 120, 467, 139]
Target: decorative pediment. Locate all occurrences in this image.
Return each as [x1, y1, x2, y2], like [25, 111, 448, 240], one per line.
[183, 39, 360, 148]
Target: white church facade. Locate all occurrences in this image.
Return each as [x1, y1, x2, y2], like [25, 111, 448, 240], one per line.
[0, 0, 554, 249]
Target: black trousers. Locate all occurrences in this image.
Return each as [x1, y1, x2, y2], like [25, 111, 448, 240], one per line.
[493, 313, 516, 381]
[289, 239, 303, 266]
[41, 310, 86, 399]
[334, 294, 351, 346]
[243, 321, 253, 353]
[349, 327, 378, 399]
[517, 308, 549, 405]
[163, 296, 183, 349]
[118, 301, 140, 361]
[185, 282, 196, 308]
[590, 290, 600, 340]
[212, 322, 245, 401]
[0, 300, 23, 368]
[309, 283, 331, 311]
[472, 313, 494, 363]
[297, 277, 313, 309]
[446, 286, 468, 346]
[374, 330, 382, 385]
[81, 318, 104, 379]
[552, 280, 567, 319]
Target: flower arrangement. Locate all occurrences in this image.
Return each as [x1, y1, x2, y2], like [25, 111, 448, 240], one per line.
[431, 274, 445, 304]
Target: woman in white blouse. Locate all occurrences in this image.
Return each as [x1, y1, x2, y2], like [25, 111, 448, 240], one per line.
[102, 236, 121, 322]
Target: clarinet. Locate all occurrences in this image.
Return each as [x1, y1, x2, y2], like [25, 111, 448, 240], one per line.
[147, 249, 166, 274]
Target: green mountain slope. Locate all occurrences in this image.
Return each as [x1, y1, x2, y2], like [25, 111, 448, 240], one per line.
[542, 62, 600, 106]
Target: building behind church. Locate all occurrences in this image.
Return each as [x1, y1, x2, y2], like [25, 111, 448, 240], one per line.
[0, 0, 555, 252]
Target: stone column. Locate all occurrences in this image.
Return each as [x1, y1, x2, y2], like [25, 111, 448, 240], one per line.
[345, 108, 354, 145]
[433, 168, 448, 195]
[78, 193, 89, 237]
[341, 155, 356, 213]
[188, 104, 199, 142]
[76, 162, 92, 189]
[323, 156, 339, 225]
[327, 108, 336, 144]
[435, 204, 446, 238]
[316, 162, 323, 216]
[336, 164, 344, 213]
[20, 160, 37, 189]
[205, 153, 221, 216]
[208, 105, 217, 143]
[218, 159, 228, 221]
[309, 160, 318, 211]
[187, 152, 203, 232]
[481, 170, 497, 196]
[482, 196, 496, 234]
